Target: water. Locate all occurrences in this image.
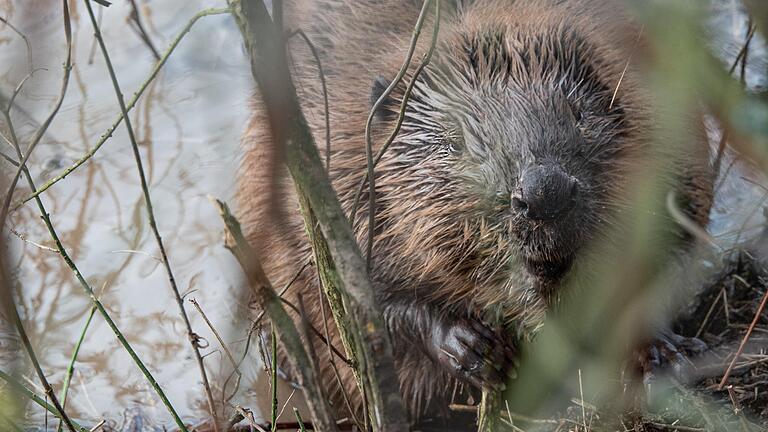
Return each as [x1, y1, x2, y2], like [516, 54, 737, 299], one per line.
[707, 0, 768, 243]
[0, 0, 765, 430]
[0, 1, 275, 429]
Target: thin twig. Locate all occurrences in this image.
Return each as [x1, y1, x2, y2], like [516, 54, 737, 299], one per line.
[294, 409, 307, 432]
[350, 0, 440, 227]
[695, 287, 724, 339]
[713, 21, 755, 181]
[0, 149, 19, 166]
[224, 411, 245, 431]
[8, 226, 58, 253]
[666, 191, 720, 248]
[88, 420, 106, 432]
[2, 88, 189, 432]
[128, 0, 161, 60]
[277, 295, 351, 364]
[15, 7, 231, 210]
[0, 370, 87, 432]
[578, 369, 588, 432]
[221, 259, 309, 404]
[235, 406, 269, 432]
[718, 286, 768, 389]
[0, 67, 47, 170]
[289, 30, 330, 174]
[224, 420, 355, 431]
[274, 388, 296, 428]
[228, 0, 408, 427]
[214, 198, 339, 432]
[0, 3, 77, 430]
[0, 16, 33, 72]
[449, 404, 560, 424]
[270, 326, 278, 432]
[0, 0, 73, 230]
[294, 294, 328, 428]
[87, 7, 103, 64]
[315, 269, 363, 429]
[1, 279, 77, 431]
[645, 422, 705, 432]
[189, 297, 242, 379]
[57, 306, 97, 432]
[360, 0, 434, 268]
[83, 1, 219, 428]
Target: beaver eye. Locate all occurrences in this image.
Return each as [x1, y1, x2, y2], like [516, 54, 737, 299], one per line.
[441, 122, 465, 154]
[567, 99, 583, 123]
[495, 189, 511, 206]
[572, 108, 583, 122]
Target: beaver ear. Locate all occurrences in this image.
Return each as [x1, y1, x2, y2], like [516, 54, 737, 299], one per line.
[370, 75, 397, 122]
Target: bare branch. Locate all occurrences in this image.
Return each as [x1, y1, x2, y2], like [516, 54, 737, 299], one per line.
[82, 0, 219, 428]
[15, 7, 230, 210]
[214, 199, 339, 432]
[226, 0, 410, 428]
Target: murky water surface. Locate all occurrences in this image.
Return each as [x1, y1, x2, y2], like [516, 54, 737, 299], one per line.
[0, 0, 765, 430]
[0, 1, 270, 429]
[707, 1, 768, 242]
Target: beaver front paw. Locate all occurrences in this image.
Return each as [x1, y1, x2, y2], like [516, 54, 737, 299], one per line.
[637, 330, 708, 385]
[432, 318, 518, 390]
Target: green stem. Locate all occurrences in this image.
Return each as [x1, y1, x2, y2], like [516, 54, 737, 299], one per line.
[0, 0, 73, 228]
[82, 1, 218, 428]
[0, 5, 78, 429]
[0, 370, 88, 432]
[56, 306, 96, 432]
[227, 1, 409, 428]
[32, 176, 188, 431]
[214, 198, 339, 432]
[293, 408, 307, 432]
[350, 0, 440, 227]
[14, 7, 231, 210]
[3, 73, 188, 431]
[354, 0, 434, 263]
[271, 326, 278, 432]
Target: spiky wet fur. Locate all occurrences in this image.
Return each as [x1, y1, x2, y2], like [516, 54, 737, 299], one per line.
[237, 0, 714, 422]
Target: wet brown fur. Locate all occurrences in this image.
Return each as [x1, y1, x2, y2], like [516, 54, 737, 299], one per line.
[237, 0, 714, 422]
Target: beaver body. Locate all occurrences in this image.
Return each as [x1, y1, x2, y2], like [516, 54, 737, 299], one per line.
[237, 0, 714, 421]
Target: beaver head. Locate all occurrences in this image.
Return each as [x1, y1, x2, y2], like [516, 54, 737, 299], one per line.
[367, 11, 647, 320]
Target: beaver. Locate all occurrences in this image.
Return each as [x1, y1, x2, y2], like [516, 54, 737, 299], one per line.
[237, 0, 714, 422]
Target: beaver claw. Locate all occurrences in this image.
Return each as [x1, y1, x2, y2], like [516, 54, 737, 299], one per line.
[432, 318, 518, 390]
[637, 330, 707, 385]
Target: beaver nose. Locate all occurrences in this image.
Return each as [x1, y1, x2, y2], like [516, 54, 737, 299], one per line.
[511, 164, 578, 220]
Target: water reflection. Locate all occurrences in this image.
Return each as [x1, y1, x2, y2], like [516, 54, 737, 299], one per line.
[0, 0, 269, 429]
[0, 0, 765, 430]
[708, 0, 768, 243]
